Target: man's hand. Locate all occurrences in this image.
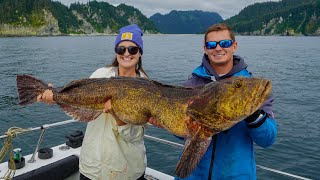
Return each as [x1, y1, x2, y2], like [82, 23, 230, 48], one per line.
[36, 83, 55, 104]
[148, 117, 163, 128]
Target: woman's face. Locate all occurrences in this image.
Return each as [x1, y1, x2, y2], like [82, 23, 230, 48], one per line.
[116, 41, 141, 71]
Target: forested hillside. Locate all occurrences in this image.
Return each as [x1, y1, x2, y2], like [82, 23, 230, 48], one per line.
[149, 10, 223, 34]
[0, 0, 158, 36]
[224, 0, 320, 35]
[1, 0, 319, 36]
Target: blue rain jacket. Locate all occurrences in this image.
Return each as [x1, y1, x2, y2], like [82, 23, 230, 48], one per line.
[175, 55, 277, 180]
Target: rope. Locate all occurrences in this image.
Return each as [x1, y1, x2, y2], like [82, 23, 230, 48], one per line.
[0, 127, 32, 180]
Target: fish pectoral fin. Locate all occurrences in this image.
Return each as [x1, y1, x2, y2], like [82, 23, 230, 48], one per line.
[175, 125, 213, 178]
[58, 103, 102, 122]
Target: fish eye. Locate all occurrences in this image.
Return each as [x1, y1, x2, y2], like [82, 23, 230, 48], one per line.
[234, 81, 242, 88]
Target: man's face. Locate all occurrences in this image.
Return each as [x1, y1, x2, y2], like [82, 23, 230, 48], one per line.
[204, 30, 238, 68]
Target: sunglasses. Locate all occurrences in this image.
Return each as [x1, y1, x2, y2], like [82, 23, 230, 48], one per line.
[115, 46, 140, 55]
[205, 40, 233, 49]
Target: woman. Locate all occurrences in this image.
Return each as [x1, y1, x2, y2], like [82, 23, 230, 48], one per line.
[38, 24, 148, 180]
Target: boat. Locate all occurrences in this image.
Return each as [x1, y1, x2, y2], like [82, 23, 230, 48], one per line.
[0, 119, 312, 180]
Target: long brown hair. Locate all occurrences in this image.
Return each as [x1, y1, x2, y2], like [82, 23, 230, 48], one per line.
[107, 56, 149, 78]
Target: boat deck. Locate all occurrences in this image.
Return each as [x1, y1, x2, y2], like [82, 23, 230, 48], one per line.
[0, 144, 173, 180]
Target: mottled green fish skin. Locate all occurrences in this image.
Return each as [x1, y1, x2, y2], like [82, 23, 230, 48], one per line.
[54, 76, 271, 138]
[55, 77, 200, 137]
[187, 77, 271, 131]
[17, 74, 272, 178]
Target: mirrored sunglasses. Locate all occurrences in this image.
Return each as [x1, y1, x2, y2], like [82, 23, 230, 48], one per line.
[205, 40, 233, 49]
[115, 46, 139, 55]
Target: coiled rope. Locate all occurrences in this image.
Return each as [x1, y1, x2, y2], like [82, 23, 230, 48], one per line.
[0, 127, 31, 180]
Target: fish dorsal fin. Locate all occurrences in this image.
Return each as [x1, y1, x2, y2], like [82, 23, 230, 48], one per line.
[151, 80, 177, 88]
[175, 121, 214, 178]
[59, 78, 103, 92]
[58, 103, 102, 122]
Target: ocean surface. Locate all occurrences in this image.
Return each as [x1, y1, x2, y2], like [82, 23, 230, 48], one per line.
[0, 35, 319, 179]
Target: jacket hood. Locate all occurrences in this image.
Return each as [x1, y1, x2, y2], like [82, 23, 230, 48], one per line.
[192, 54, 248, 81]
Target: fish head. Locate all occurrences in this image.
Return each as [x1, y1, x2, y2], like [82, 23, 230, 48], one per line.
[187, 76, 272, 131]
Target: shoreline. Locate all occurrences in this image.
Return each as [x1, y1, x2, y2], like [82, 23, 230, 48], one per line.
[1, 31, 319, 37]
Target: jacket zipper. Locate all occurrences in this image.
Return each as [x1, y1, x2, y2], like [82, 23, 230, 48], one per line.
[208, 135, 217, 180]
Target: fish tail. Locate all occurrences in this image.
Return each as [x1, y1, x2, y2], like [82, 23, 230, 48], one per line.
[16, 75, 49, 105]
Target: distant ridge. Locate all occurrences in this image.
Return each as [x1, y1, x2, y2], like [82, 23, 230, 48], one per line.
[0, 0, 158, 36]
[223, 0, 320, 36]
[149, 10, 223, 34]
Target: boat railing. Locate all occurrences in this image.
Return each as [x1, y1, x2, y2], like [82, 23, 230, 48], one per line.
[0, 119, 312, 180]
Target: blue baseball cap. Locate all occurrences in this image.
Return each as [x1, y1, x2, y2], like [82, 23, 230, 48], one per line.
[114, 24, 144, 54]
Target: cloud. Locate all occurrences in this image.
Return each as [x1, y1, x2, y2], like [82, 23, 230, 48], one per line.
[59, 0, 280, 19]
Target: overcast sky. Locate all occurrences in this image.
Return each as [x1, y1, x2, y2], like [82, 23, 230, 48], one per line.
[58, 0, 280, 19]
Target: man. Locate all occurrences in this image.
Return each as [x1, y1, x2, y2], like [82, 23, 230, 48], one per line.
[176, 23, 277, 180]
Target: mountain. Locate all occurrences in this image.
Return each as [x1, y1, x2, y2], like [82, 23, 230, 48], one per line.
[0, 0, 158, 36]
[223, 0, 320, 36]
[149, 10, 223, 34]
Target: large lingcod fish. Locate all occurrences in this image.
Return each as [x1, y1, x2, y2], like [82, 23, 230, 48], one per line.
[16, 75, 272, 178]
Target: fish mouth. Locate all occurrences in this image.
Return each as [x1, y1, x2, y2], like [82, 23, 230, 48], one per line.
[247, 79, 272, 115]
[260, 80, 272, 98]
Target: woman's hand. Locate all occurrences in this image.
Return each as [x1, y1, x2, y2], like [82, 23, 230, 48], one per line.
[103, 99, 112, 113]
[104, 99, 127, 126]
[37, 83, 55, 105]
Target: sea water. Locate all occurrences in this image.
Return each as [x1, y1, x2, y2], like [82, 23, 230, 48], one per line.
[0, 35, 319, 179]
